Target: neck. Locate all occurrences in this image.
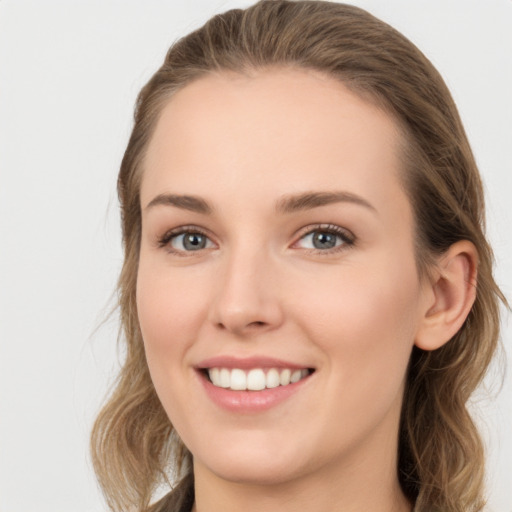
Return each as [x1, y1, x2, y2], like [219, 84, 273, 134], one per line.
[193, 469, 411, 512]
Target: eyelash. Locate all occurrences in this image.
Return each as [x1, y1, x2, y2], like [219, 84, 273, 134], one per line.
[293, 224, 356, 254]
[156, 223, 356, 256]
[157, 225, 214, 255]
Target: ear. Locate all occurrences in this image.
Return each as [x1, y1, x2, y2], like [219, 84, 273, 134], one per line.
[415, 240, 478, 351]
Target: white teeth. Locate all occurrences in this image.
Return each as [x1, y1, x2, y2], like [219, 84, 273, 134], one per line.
[207, 367, 310, 391]
[290, 369, 302, 383]
[209, 367, 220, 386]
[280, 369, 291, 386]
[266, 368, 280, 388]
[230, 369, 247, 390]
[247, 369, 266, 391]
[219, 368, 230, 388]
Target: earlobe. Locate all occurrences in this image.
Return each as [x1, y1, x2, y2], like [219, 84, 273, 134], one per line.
[415, 240, 478, 351]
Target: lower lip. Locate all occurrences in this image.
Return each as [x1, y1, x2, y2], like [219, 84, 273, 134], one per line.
[197, 371, 310, 413]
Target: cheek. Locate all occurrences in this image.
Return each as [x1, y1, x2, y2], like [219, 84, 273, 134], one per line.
[136, 261, 210, 365]
[136, 261, 214, 430]
[296, 254, 421, 395]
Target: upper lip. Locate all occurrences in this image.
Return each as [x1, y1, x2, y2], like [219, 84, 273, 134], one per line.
[196, 355, 313, 370]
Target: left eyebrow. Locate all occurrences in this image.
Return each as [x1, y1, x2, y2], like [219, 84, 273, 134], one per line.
[276, 191, 377, 214]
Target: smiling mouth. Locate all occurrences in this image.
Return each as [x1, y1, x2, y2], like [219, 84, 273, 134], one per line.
[203, 367, 314, 391]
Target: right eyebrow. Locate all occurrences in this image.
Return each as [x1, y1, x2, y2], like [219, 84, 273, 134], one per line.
[144, 193, 213, 215]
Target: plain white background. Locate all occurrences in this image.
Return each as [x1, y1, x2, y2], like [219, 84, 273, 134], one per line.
[0, 1, 510, 510]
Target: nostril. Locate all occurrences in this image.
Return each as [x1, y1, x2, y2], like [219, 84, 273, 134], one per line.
[248, 321, 266, 328]
[214, 320, 267, 333]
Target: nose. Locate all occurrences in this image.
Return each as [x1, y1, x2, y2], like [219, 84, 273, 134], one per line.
[208, 246, 284, 337]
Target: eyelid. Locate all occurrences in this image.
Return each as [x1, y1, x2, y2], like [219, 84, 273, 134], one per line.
[156, 225, 217, 254]
[155, 223, 355, 255]
[291, 223, 356, 252]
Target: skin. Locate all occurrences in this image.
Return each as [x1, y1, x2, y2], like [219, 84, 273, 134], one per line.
[136, 68, 475, 512]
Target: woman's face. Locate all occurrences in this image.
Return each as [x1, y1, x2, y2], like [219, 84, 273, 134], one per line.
[137, 69, 432, 486]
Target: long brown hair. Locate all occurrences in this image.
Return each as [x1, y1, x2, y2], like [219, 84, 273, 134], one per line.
[90, 2, 506, 511]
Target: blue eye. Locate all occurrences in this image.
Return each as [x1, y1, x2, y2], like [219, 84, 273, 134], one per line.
[159, 229, 214, 253]
[296, 226, 354, 251]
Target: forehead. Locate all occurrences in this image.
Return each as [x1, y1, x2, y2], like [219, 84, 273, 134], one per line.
[141, 68, 407, 216]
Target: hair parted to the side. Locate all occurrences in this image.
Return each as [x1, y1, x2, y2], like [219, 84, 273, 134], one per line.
[90, 2, 507, 511]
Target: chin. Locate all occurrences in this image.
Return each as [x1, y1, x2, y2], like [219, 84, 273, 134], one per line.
[201, 458, 303, 487]
[192, 435, 313, 486]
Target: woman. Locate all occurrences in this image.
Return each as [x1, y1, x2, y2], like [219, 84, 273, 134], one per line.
[91, 2, 506, 511]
